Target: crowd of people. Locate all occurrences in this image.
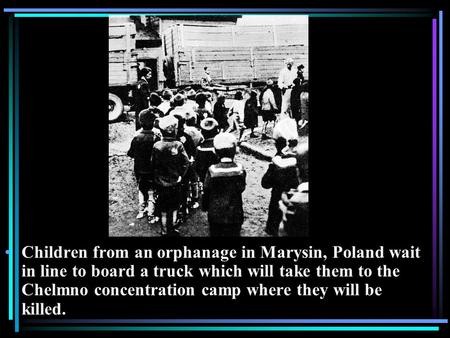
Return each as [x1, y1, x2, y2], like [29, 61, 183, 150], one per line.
[126, 59, 309, 236]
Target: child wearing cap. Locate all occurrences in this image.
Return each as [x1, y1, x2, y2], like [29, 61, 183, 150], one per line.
[227, 91, 245, 135]
[261, 119, 300, 236]
[213, 94, 229, 132]
[242, 90, 259, 140]
[151, 115, 190, 235]
[173, 114, 197, 218]
[196, 118, 220, 184]
[157, 89, 173, 115]
[127, 108, 161, 221]
[184, 116, 204, 210]
[202, 133, 246, 236]
[279, 142, 309, 236]
[194, 92, 212, 124]
[169, 93, 196, 121]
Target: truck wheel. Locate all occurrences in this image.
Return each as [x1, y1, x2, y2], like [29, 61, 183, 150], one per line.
[109, 93, 123, 122]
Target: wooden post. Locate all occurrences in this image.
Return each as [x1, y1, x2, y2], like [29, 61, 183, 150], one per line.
[189, 61, 192, 81]
[272, 25, 277, 46]
[231, 26, 236, 47]
[250, 47, 256, 79]
[179, 24, 184, 49]
[125, 23, 131, 53]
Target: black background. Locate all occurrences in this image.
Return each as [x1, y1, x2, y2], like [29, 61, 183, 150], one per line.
[1, 0, 448, 337]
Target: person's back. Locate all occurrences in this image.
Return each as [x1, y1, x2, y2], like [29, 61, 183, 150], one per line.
[185, 125, 204, 148]
[158, 100, 171, 115]
[197, 138, 218, 182]
[128, 130, 157, 175]
[291, 78, 302, 122]
[152, 138, 189, 187]
[202, 133, 246, 236]
[213, 95, 228, 131]
[151, 115, 190, 235]
[196, 118, 220, 182]
[127, 108, 159, 219]
[204, 161, 246, 225]
[300, 82, 309, 122]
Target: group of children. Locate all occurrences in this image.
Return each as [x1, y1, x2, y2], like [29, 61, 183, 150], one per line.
[127, 87, 308, 236]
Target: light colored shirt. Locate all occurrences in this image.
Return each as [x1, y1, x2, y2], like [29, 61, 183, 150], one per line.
[184, 126, 204, 147]
[169, 105, 195, 120]
[185, 99, 198, 111]
[230, 100, 246, 121]
[158, 100, 171, 115]
[261, 88, 277, 111]
[278, 67, 297, 90]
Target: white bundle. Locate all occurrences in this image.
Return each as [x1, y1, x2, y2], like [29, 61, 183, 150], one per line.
[272, 117, 298, 141]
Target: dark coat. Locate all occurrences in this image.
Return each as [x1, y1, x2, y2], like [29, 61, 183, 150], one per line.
[127, 130, 159, 175]
[151, 137, 190, 187]
[134, 79, 150, 130]
[196, 138, 219, 182]
[261, 154, 300, 233]
[244, 98, 259, 128]
[213, 102, 229, 130]
[177, 131, 197, 159]
[202, 161, 246, 224]
[290, 84, 302, 121]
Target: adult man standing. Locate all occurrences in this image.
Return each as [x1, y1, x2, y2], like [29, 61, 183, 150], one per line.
[277, 58, 297, 117]
[134, 67, 152, 130]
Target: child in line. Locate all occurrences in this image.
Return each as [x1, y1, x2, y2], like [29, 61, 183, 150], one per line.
[202, 133, 246, 236]
[261, 118, 300, 236]
[151, 115, 190, 235]
[279, 142, 309, 236]
[127, 108, 160, 221]
[213, 94, 229, 132]
[196, 118, 220, 185]
[241, 90, 259, 140]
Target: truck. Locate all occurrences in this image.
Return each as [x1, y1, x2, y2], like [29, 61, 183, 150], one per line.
[109, 22, 138, 121]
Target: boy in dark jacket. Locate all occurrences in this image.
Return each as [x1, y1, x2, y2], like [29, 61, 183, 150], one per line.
[127, 108, 160, 220]
[279, 142, 309, 236]
[151, 115, 190, 235]
[261, 120, 300, 236]
[196, 118, 220, 183]
[202, 133, 246, 236]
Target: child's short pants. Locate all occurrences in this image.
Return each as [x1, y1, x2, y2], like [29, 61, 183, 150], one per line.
[155, 184, 182, 212]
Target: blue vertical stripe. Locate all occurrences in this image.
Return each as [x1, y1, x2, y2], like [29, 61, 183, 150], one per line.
[14, 18, 20, 333]
[8, 14, 14, 322]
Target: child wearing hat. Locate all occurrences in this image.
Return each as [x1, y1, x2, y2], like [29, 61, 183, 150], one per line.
[194, 92, 212, 124]
[241, 90, 259, 140]
[261, 118, 300, 236]
[151, 115, 190, 235]
[157, 89, 173, 115]
[227, 91, 245, 135]
[202, 133, 246, 236]
[169, 93, 196, 121]
[172, 114, 197, 218]
[127, 108, 161, 221]
[196, 118, 220, 184]
[279, 142, 309, 236]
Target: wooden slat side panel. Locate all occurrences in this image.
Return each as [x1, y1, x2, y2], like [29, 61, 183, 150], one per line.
[165, 23, 308, 49]
[109, 38, 136, 52]
[173, 40, 308, 84]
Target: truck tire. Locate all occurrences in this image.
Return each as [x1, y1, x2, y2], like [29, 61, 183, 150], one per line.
[109, 93, 123, 122]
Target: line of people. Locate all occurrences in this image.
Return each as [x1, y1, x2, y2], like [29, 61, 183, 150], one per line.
[127, 86, 308, 236]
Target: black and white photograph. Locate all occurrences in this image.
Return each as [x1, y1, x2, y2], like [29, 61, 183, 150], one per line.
[108, 15, 309, 237]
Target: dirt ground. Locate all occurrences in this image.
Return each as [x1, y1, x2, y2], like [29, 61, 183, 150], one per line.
[109, 119, 272, 237]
